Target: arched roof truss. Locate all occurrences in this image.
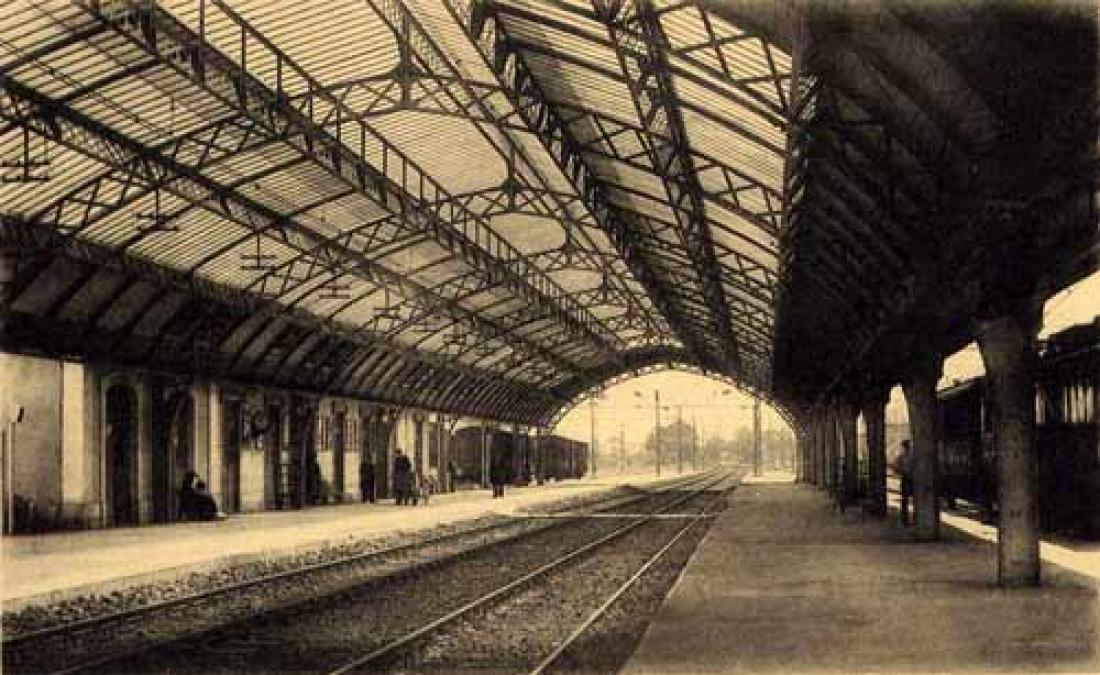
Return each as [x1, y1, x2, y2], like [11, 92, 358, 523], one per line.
[4, 1, 1095, 428]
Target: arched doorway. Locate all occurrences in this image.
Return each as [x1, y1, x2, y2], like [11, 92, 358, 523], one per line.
[105, 384, 138, 526]
[333, 411, 346, 502]
[152, 388, 194, 523]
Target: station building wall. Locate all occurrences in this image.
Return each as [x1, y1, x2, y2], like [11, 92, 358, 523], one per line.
[0, 351, 460, 532]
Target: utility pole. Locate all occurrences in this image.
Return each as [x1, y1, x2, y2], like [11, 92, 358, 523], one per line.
[589, 397, 597, 477]
[619, 424, 625, 474]
[692, 412, 698, 472]
[655, 390, 661, 477]
[753, 397, 762, 476]
[677, 405, 684, 474]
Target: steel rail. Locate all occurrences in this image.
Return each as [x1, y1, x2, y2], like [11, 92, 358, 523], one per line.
[323, 470, 734, 675]
[4, 474, 716, 675]
[528, 485, 728, 674]
[2, 474, 703, 651]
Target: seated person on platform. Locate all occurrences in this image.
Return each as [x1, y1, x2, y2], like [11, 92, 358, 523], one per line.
[192, 480, 220, 521]
[178, 470, 199, 520]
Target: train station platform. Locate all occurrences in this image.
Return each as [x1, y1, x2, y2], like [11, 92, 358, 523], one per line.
[1, 472, 668, 608]
[624, 475, 1100, 674]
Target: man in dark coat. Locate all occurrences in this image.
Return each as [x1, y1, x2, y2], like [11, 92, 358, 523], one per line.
[891, 440, 914, 526]
[360, 458, 376, 503]
[490, 458, 510, 498]
[178, 470, 199, 520]
[393, 449, 412, 505]
[192, 480, 219, 520]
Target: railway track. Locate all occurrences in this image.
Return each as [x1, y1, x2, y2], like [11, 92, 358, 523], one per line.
[2, 471, 725, 674]
[327, 472, 735, 674]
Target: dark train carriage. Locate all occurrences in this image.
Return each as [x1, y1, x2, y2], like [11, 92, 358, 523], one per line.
[449, 427, 589, 486]
[537, 434, 589, 481]
[1035, 321, 1099, 535]
[937, 319, 1099, 537]
[450, 426, 484, 487]
[938, 379, 995, 514]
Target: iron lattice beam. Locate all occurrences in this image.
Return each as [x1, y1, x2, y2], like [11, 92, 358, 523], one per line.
[0, 76, 593, 389]
[1, 218, 564, 422]
[85, 0, 619, 363]
[443, 0, 745, 379]
[365, 0, 649, 359]
[597, 0, 742, 373]
[304, 73, 781, 239]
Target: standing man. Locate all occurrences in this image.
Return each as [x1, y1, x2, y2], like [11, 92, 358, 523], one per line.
[360, 456, 376, 504]
[892, 440, 914, 525]
[489, 457, 505, 498]
[393, 449, 412, 505]
[447, 460, 458, 493]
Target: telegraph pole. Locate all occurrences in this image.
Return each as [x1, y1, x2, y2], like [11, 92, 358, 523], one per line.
[619, 424, 625, 474]
[589, 396, 597, 477]
[692, 412, 698, 472]
[677, 405, 684, 474]
[752, 397, 762, 476]
[655, 391, 661, 477]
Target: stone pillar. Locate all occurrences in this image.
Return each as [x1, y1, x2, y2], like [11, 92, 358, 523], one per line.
[0, 246, 17, 337]
[794, 430, 805, 482]
[820, 408, 832, 490]
[825, 404, 839, 495]
[207, 384, 224, 510]
[480, 421, 490, 488]
[60, 361, 87, 526]
[813, 409, 824, 487]
[809, 424, 817, 484]
[837, 398, 858, 502]
[977, 308, 1042, 586]
[533, 428, 543, 484]
[903, 355, 944, 541]
[861, 388, 889, 516]
[191, 382, 210, 482]
[436, 418, 446, 493]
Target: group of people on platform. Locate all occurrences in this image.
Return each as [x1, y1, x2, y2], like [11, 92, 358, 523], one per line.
[364, 450, 516, 503]
[361, 450, 455, 506]
[177, 449, 518, 520]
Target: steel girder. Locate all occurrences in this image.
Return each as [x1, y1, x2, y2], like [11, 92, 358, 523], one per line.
[443, 0, 763, 385]
[543, 344, 792, 430]
[0, 77, 593, 389]
[1, 219, 562, 423]
[366, 184, 671, 342]
[493, 0, 788, 126]
[365, 0, 638, 365]
[84, 0, 619, 366]
[310, 73, 781, 241]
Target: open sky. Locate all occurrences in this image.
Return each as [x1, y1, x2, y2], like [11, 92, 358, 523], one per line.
[555, 269, 1099, 446]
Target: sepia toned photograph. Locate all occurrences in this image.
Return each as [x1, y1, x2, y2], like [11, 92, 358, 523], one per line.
[1, 0, 1098, 673]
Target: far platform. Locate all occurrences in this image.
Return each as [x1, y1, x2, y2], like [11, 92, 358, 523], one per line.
[1, 471, 671, 608]
[624, 475, 1099, 674]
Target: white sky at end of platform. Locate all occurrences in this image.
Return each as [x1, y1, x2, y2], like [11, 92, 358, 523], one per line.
[553, 370, 791, 447]
[556, 269, 1098, 442]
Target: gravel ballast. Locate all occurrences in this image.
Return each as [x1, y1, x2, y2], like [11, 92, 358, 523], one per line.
[3, 477, 718, 674]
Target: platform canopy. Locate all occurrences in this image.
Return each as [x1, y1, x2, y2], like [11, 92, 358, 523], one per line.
[1, 0, 1096, 426]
